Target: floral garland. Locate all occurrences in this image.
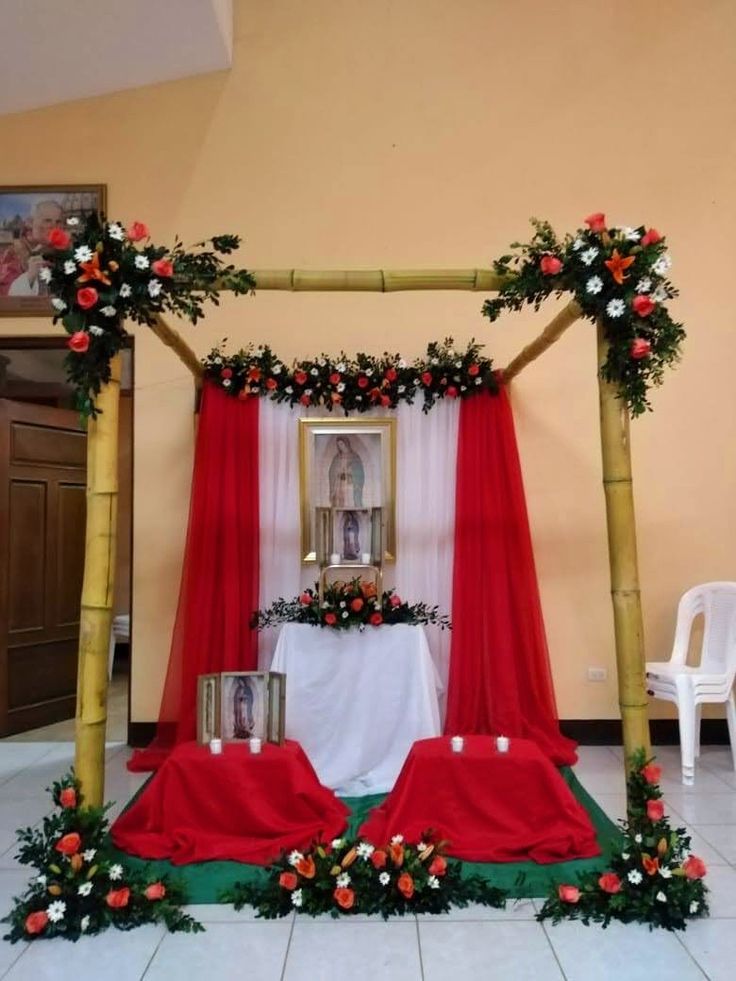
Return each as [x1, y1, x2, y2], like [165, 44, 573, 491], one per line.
[202, 337, 498, 413]
[2, 774, 202, 943]
[225, 831, 506, 919]
[44, 213, 255, 417]
[484, 214, 685, 416]
[538, 750, 708, 931]
[253, 579, 451, 631]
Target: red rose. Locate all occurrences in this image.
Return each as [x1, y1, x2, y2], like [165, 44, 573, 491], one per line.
[397, 872, 414, 899]
[641, 228, 662, 247]
[47, 227, 71, 249]
[294, 370, 308, 385]
[334, 886, 355, 910]
[350, 597, 364, 612]
[76, 286, 99, 310]
[299, 394, 311, 406]
[324, 612, 337, 626]
[299, 592, 313, 606]
[329, 372, 341, 385]
[106, 887, 130, 909]
[357, 376, 369, 389]
[632, 295, 655, 317]
[558, 884, 580, 903]
[221, 367, 233, 379]
[25, 910, 48, 935]
[540, 255, 563, 276]
[279, 871, 298, 890]
[468, 363, 480, 376]
[247, 366, 262, 382]
[67, 331, 90, 353]
[369, 386, 382, 402]
[385, 367, 397, 382]
[371, 850, 387, 869]
[641, 763, 662, 785]
[428, 855, 447, 877]
[646, 799, 665, 822]
[388, 842, 404, 867]
[421, 371, 432, 386]
[59, 787, 77, 809]
[389, 594, 401, 607]
[151, 258, 174, 277]
[630, 338, 652, 360]
[380, 395, 390, 407]
[55, 832, 81, 855]
[598, 872, 622, 894]
[683, 855, 707, 880]
[127, 221, 150, 242]
[144, 882, 166, 901]
[584, 212, 607, 233]
[445, 386, 458, 398]
[369, 612, 383, 626]
[295, 855, 316, 879]
[266, 377, 278, 390]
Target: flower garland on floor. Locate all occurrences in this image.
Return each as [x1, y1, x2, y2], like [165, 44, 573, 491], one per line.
[483, 214, 685, 416]
[202, 337, 498, 413]
[2, 774, 202, 943]
[537, 750, 708, 931]
[225, 832, 506, 919]
[44, 213, 255, 417]
[253, 579, 451, 631]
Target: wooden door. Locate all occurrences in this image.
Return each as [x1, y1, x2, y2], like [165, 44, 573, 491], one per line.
[0, 399, 86, 735]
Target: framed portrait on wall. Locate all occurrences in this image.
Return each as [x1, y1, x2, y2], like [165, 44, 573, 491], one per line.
[219, 671, 268, 742]
[196, 673, 221, 745]
[299, 418, 396, 563]
[0, 184, 106, 316]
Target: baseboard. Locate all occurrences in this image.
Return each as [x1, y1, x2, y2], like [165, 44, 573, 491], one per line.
[127, 722, 157, 747]
[560, 719, 731, 746]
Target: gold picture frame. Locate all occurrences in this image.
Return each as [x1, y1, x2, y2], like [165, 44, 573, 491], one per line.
[299, 417, 396, 564]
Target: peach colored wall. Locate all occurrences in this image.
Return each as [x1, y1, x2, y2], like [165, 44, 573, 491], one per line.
[1, 0, 734, 723]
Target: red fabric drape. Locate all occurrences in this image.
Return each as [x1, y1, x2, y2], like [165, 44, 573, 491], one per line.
[129, 383, 259, 771]
[444, 387, 577, 766]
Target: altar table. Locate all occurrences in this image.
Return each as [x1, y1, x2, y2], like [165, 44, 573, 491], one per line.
[270, 623, 443, 796]
[111, 740, 349, 865]
[359, 736, 600, 863]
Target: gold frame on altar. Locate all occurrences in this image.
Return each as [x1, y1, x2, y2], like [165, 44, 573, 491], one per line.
[299, 417, 396, 564]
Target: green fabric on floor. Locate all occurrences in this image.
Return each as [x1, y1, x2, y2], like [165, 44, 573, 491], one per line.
[109, 767, 619, 903]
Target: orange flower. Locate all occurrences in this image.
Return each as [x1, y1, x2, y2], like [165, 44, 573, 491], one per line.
[657, 837, 669, 859]
[106, 887, 130, 909]
[428, 855, 447, 877]
[371, 849, 387, 869]
[642, 854, 659, 876]
[70, 853, 83, 873]
[295, 855, 316, 879]
[341, 847, 358, 869]
[397, 872, 414, 899]
[247, 366, 262, 383]
[598, 872, 622, 894]
[25, 910, 48, 935]
[334, 886, 355, 909]
[361, 582, 378, 599]
[77, 252, 112, 286]
[603, 248, 636, 285]
[55, 832, 81, 855]
[388, 842, 405, 867]
[279, 872, 298, 890]
[59, 787, 77, 809]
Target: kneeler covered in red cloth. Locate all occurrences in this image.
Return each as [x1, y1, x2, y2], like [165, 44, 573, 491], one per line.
[112, 741, 350, 865]
[359, 736, 600, 864]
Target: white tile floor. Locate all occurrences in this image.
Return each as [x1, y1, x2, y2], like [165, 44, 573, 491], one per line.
[0, 742, 734, 979]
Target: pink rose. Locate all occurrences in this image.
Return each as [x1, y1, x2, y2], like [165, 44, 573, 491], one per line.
[151, 258, 174, 277]
[646, 799, 665, 822]
[76, 286, 99, 310]
[389, 595, 402, 607]
[641, 228, 662, 247]
[445, 386, 459, 398]
[55, 832, 81, 855]
[584, 212, 607, 233]
[558, 884, 580, 903]
[25, 910, 49, 935]
[632, 295, 655, 317]
[468, 364, 480, 376]
[540, 255, 563, 276]
[369, 612, 383, 626]
[630, 338, 652, 360]
[59, 787, 77, 809]
[67, 331, 90, 354]
[421, 371, 433, 386]
[324, 612, 337, 626]
[640, 763, 662, 784]
[299, 592, 313, 606]
[106, 887, 130, 909]
[598, 872, 622, 894]
[127, 221, 150, 242]
[350, 597, 364, 612]
[144, 882, 166, 901]
[682, 855, 707, 880]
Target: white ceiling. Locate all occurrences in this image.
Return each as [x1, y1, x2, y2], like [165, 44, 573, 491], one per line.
[0, 0, 232, 116]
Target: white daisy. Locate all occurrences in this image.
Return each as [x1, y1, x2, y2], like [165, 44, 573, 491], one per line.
[304, 388, 312, 396]
[147, 279, 162, 298]
[474, 377, 482, 385]
[273, 364, 282, 375]
[659, 867, 672, 879]
[119, 283, 132, 298]
[653, 254, 672, 276]
[64, 260, 77, 275]
[337, 362, 346, 372]
[634, 834, 643, 844]
[581, 247, 599, 266]
[66, 216, 80, 227]
[390, 835, 404, 845]
[36, 874, 47, 886]
[101, 305, 117, 317]
[318, 358, 326, 366]
[572, 238, 585, 251]
[83, 849, 96, 862]
[288, 850, 303, 867]
[398, 385, 406, 394]
[366, 368, 373, 376]
[379, 872, 391, 886]
[78, 881, 93, 896]
[621, 853, 630, 861]
[341, 611, 348, 619]
[417, 842, 428, 852]
[222, 379, 231, 388]
[652, 285, 668, 303]
[460, 385, 467, 392]
[134, 254, 150, 270]
[336, 873, 351, 887]
[47, 900, 67, 922]
[51, 298, 66, 312]
[656, 891, 667, 903]
[107, 222, 125, 241]
[586, 276, 603, 295]
[81, 915, 90, 932]
[89, 325, 104, 337]
[108, 864, 123, 881]
[337, 383, 345, 393]
[355, 395, 363, 401]
[339, 601, 346, 608]
[689, 901, 699, 914]
[454, 361, 462, 369]
[413, 378, 421, 387]
[214, 356, 222, 364]
[627, 869, 643, 885]
[622, 226, 641, 242]
[310, 367, 319, 376]
[256, 347, 264, 356]
[291, 889, 303, 907]
[356, 842, 375, 860]
[430, 358, 439, 366]
[606, 299, 626, 318]
[74, 245, 93, 262]
[635, 278, 652, 294]
[285, 386, 293, 394]
[39, 266, 52, 283]
[428, 875, 440, 889]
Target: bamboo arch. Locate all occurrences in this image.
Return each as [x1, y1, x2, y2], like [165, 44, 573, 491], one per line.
[76, 269, 651, 807]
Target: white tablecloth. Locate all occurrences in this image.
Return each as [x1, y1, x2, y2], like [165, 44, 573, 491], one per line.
[270, 623, 443, 796]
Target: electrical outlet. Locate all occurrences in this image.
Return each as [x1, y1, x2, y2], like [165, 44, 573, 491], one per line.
[587, 667, 607, 682]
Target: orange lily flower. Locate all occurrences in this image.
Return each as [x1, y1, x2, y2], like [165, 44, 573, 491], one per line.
[77, 252, 112, 286]
[642, 854, 659, 876]
[604, 249, 636, 285]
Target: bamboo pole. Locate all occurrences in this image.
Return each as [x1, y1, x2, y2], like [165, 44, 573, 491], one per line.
[150, 314, 204, 382]
[227, 268, 510, 292]
[74, 353, 121, 807]
[502, 300, 582, 381]
[596, 323, 651, 779]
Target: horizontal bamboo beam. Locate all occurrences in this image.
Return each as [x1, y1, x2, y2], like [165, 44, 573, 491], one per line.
[501, 300, 582, 382]
[238, 269, 510, 292]
[149, 314, 204, 382]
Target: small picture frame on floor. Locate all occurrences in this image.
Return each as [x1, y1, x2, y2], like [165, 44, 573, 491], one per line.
[267, 672, 286, 745]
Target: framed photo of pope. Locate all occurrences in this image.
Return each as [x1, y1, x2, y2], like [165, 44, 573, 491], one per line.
[299, 418, 396, 563]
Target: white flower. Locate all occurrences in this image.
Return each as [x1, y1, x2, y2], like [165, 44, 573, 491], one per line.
[337, 383, 345, 393]
[460, 385, 467, 392]
[356, 842, 374, 860]
[47, 900, 67, 922]
[656, 891, 667, 903]
[398, 385, 406, 394]
[653, 254, 672, 276]
[291, 889, 303, 907]
[634, 834, 643, 844]
[89, 325, 104, 337]
[78, 881, 93, 896]
[474, 377, 482, 385]
[659, 867, 672, 879]
[83, 849, 96, 862]
[428, 875, 440, 889]
[256, 347, 264, 356]
[80, 915, 90, 932]
[430, 358, 438, 366]
[339, 601, 346, 608]
[635, 278, 652, 294]
[606, 299, 625, 318]
[36, 874, 47, 886]
[305, 388, 312, 396]
[355, 395, 363, 401]
[119, 283, 132, 298]
[390, 835, 404, 844]
[51, 298, 67, 312]
[107, 222, 125, 241]
[341, 611, 348, 619]
[66, 216, 79, 227]
[39, 266, 52, 283]
[572, 238, 585, 251]
[413, 378, 421, 387]
[214, 356, 222, 364]
[398, 358, 407, 369]
[689, 901, 699, 914]
[652, 285, 668, 303]
[586, 276, 603, 295]
[64, 260, 77, 275]
[622, 226, 641, 242]
[288, 850, 303, 867]
[74, 245, 93, 262]
[366, 368, 373, 376]
[273, 364, 282, 375]
[621, 853, 630, 861]
[581, 247, 599, 266]
[417, 842, 427, 852]
[101, 305, 117, 317]
[337, 362, 346, 372]
[222, 379, 231, 388]
[627, 869, 643, 885]
[108, 864, 124, 881]
[285, 386, 293, 394]
[310, 367, 319, 376]
[318, 358, 326, 366]
[147, 279, 162, 297]
[336, 873, 350, 887]
[379, 872, 391, 886]
[454, 361, 462, 369]
[134, 254, 150, 270]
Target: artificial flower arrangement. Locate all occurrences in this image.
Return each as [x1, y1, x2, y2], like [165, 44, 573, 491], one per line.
[225, 831, 506, 919]
[202, 337, 498, 413]
[484, 214, 685, 416]
[43, 212, 255, 417]
[252, 578, 451, 631]
[2, 773, 202, 943]
[538, 750, 708, 931]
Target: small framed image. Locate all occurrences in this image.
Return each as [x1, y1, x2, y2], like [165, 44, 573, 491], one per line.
[196, 673, 221, 745]
[267, 672, 286, 745]
[220, 671, 268, 742]
[0, 184, 106, 316]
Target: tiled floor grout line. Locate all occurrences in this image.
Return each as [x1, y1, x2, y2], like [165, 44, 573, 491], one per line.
[279, 912, 297, 981]
[0, 943, 29, 980]
[138, 928, 168, 980]
[673, 929, 711, 980]
[414, 915, 425, 981]
[538, 919, 569, 980]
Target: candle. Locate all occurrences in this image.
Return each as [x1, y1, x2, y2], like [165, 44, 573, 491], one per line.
[330, 553, 340, 565]
[209, 738, 222, 755]
[451, 735, 464, 753]
[496, 735, 510, 753]
[249, 737, 262, 754]
[361, 552, 371, 565]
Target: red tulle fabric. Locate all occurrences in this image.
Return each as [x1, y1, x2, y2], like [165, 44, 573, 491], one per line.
[444, 387, 577, 766]
[128, 383, 259, 771]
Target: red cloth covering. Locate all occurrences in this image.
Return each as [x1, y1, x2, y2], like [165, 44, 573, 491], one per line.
[359, 736, 600, 863]
[113, 741, 349, 865]
[445, 388, 577, 766]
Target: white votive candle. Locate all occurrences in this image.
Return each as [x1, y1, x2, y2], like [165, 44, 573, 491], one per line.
[496, 735, 510, 753]
[249, 737, 262, 754]
[451, 735, 464, 753]
[361, 552, 371, 565]
[330, 553, 340, 565]
[209, 738, 222, 755]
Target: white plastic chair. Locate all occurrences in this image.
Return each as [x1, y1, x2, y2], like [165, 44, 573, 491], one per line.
[646, 582, 736, 785]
